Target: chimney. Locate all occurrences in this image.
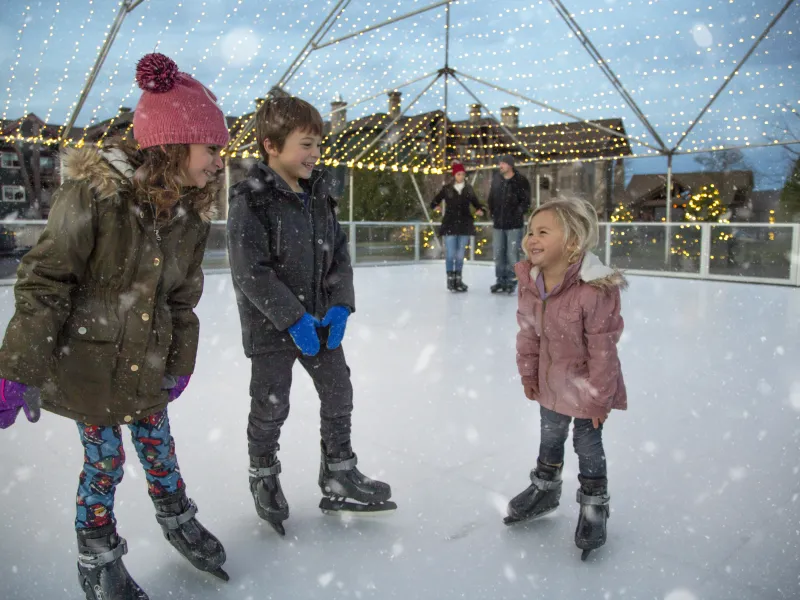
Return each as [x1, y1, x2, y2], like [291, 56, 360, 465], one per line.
[331, 94, 347, 133]
[388, 91, 402, 120]
[469, 103, 482, 124]
[500, 106, 520, 129]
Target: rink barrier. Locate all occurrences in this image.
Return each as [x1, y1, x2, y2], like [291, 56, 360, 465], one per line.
[0, 220, 797, 287]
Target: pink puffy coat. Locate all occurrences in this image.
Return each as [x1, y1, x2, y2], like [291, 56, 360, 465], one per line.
[515, 252, 627, 419]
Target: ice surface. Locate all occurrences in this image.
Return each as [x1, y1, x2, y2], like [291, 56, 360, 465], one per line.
[0, 264, 798, 599]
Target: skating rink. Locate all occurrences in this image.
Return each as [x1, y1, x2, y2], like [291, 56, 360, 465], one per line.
[0, 264, 798, 600]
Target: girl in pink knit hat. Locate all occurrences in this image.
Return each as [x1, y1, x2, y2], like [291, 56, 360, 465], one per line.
[503, 197, 627, 561]
[0, 53, 230, 599]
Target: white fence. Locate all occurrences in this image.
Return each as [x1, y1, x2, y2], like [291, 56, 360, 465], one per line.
[0, 220, 796, 286]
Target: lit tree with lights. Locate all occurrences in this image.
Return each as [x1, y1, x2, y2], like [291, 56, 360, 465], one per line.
[672, 184, 730, 258]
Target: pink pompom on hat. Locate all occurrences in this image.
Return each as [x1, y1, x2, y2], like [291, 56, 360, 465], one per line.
[132, 53, 229, 149]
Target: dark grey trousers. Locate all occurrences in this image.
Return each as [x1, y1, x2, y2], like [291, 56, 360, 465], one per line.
[248, 346, 353, 458]
[538, 406, 607, 478]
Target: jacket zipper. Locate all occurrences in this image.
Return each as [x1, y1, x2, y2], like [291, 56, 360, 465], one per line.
[540, 298, 556, 411]
[276, 217, 282, 255]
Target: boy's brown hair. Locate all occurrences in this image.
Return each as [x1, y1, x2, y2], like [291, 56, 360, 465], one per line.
[255, 96, 324, 163]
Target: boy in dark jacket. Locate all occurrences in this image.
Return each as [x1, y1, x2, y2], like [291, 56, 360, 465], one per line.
[487, 155, 532, 293]
[227, 96, 395, 535]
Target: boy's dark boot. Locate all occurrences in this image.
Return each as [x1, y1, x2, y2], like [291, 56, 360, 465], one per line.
[575, 475, 610, 560]
[504, 460, 563, 525]
[152, 489, 229, 581]
[249, 454, 290, 535]
[447, 271, 456, 291]
[76, 524, 149, 600]
[490, 279, 506, 293]
[318, 441, 396, 514]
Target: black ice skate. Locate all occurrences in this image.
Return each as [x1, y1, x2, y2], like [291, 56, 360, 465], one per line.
[447, 272, 457, 292]
[503, 280, 517, 294]
[453, 271, 468, 292]
[490, 280, 505, 294]
[574, 475, 610, 561]
[318, 444, 396, 515]
[249, 455, 290, 536]
[77, 524, 149, 600]
[504, 460, 562, 525]
[153, 489, 229, 581]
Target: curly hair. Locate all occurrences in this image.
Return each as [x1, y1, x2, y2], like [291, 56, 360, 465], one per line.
[106, 138, 220, 221]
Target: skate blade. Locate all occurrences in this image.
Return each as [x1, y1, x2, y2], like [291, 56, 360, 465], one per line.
[503, 505, 558, 526]
[268, 521, 286, 536]
[319, 497, 397, 516]
[580, 549, 592, 561]
[208, 567, 230, 582]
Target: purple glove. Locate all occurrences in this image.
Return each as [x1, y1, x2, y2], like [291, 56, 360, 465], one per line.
[0, 379, 42, 429]
[162, 375, 191, 402]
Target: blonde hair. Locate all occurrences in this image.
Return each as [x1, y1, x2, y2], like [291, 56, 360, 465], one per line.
[524, 197, 599, 263]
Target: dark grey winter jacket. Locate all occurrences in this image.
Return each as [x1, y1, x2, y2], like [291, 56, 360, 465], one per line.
[487, 170, 532, 230]
[227, 163, 354, 356]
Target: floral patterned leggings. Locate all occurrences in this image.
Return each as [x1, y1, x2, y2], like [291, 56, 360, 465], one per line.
[75, 408, 184, 530]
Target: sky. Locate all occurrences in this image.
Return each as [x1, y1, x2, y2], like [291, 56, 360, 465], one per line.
[0, 0, 798, 188]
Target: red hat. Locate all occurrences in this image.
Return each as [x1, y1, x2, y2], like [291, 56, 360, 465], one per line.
[451, 162, 466, 176]
[133, 53, 230, 149]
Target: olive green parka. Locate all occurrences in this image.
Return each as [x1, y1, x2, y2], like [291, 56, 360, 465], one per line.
[0, 147, 213, 425]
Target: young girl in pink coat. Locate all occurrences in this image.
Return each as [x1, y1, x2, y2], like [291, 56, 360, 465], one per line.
[504, 197, 627, 561]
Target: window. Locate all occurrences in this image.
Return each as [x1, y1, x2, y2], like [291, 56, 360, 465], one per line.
[1, 152, 20, 169]
[2, 185, 26, 203]
[40, 156, 55, 170]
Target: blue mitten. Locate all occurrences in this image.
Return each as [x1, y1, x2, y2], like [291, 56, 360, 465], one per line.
[288, 313, 321, 356]
[321, 305, 350, 350]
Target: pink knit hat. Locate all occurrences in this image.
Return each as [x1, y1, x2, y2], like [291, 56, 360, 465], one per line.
[133, 53, 229, 149]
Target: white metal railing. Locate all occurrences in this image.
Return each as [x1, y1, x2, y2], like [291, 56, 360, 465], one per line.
[0, 220, 797, 286]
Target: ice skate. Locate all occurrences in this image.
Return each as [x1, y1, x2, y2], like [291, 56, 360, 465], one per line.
[504, 460, 562, 525]
[249, 455, 290, 536]
[153, 490, 229, 581]
[574, 476, 610, 560]
[77, 524, 149, 600]
[318, 444, 396, 515]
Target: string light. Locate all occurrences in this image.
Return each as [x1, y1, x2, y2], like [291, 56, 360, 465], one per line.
[2, 4, 32, 121]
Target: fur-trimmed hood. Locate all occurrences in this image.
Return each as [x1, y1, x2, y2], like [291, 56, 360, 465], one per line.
[518, 251, 628, 293]
[59, 146, 217, 222]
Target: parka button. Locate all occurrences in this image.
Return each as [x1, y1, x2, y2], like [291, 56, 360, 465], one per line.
[78, 327, 87, 335]
[142, 313, 150, 322]
[130, 364, 139, 372]
[123, 415, 132, 423]
[153, 257, 161, 266]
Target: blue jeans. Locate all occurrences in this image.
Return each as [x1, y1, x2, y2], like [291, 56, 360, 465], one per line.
[493, 228, 523, 282]
[444, 235, 470, 272]
[75, 408, 184, 530]
[538, 406, 607, 478]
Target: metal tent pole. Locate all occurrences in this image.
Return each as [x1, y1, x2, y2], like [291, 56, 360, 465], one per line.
[352, 74, 442, 164]
[673, 0, 796, 152]
[452, 74, 538, 161]
[59, 0, 145, 143]
[348, 168, 356, 262]
[453, 70, 663, 153]
[228, 0, 350, 151]
[314, 0, 450, 50]
[547, 0, 668, 152]
[665, 153, 673, 266]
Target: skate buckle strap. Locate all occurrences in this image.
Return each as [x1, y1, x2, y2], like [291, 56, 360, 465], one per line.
[156, 498, 198, 530]
[576, 490, 610, 506]
[326, 454, 358, 472]
[530, 471, 562, 490]
[77, 538, 128, 568]
[249, 460, 282, 478]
